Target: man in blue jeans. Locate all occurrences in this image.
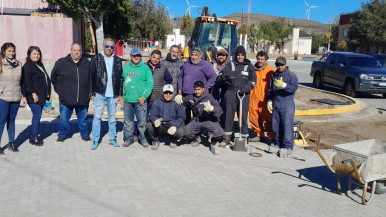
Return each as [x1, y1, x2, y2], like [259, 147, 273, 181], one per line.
[51, 43, 91, 143]
[89, 38, 123, 150]
[122, 48, 154, 148]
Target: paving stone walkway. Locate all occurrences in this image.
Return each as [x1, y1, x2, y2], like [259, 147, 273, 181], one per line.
[0, 118, 385, 217]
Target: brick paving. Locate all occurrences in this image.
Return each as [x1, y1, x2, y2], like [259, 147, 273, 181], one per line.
[0, 114, 385, 217]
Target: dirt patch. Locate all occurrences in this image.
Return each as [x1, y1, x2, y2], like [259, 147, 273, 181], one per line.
[295, 86, 354, 110]
[293, 86, 386, 148]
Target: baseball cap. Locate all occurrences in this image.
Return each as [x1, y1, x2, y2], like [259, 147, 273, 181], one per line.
[130, 47, 142, 56]
[162, 84, 174, 93]
[275, 56, 286, 65]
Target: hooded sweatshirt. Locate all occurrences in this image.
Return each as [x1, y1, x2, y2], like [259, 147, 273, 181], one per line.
[122, 61, 154, 103]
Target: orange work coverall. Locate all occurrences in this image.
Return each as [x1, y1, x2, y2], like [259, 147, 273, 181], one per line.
[249, 64, 275, 139]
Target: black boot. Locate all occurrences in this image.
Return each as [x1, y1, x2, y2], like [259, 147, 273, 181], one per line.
[220, 134, 231, 147]
[7, 142, 19, 152]
[0, 148, 4, 155]
[36, 135, 44, 146]
[29, 135, 39, 145]
[30, 135, 44, 146]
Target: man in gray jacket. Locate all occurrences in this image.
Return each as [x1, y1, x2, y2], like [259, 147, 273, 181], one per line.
[161, 45, 183, 91]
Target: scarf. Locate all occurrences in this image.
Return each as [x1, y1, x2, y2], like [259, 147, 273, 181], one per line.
[4, 57, 20, 68]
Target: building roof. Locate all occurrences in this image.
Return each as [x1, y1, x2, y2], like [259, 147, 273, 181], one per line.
[339, 14, 353, 25]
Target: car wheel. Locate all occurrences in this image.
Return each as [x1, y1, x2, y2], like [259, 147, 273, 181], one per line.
[344, 80, 357, 98]
[313, 73, 324, 89]
[375, 180, 386, 194]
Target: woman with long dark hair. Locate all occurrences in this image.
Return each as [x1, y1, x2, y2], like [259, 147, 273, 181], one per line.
[22, 46, 51, 146]
[0, 42, 25, 155]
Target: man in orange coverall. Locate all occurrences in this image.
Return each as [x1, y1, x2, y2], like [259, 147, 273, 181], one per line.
[249, 51, 275, 142]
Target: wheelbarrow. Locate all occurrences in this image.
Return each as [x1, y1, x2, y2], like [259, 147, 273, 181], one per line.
[315, 139, 386, 205]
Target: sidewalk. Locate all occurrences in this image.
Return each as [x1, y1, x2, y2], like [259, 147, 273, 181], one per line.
[1, 121, 385, 217]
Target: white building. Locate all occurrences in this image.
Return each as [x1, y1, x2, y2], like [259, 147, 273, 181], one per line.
[166, 29, 185, 49]
[286, 28, 312, 55]
[248, 28, 312, 55]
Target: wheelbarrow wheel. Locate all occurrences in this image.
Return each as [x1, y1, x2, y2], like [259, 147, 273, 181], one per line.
[375, 180, 386, 194]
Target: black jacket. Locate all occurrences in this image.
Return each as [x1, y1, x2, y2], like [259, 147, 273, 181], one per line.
[89, 53, 123, 96]
[51, 55, 90, 105]
[219, 59, 256, 93]
[22, 61, 52, 106]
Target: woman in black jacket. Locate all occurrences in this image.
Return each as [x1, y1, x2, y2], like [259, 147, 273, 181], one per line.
[22, 46, 51, 145]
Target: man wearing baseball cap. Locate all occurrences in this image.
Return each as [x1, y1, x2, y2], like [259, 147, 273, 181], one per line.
[267, 56, 298, 158]
[146, 84, 186, 150]
[122, 47, 154, 148]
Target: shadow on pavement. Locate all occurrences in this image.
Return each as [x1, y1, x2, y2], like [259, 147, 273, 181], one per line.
[272, 166, 349, 194]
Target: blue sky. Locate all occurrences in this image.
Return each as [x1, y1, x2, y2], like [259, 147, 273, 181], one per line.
[158, 0, 369, 24]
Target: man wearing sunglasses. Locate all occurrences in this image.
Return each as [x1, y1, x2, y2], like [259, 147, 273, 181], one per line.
[146, 84, 186, 150]
[267, 57, 298, 158]
[122, 48, 154, 148]
[212, 47, 230, 128]
[89, 38, 123, 150]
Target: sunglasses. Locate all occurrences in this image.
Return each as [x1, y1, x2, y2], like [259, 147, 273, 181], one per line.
[217, 53, 227, 57]
[132, 54, 141, 58]
[104, 45, 115, 50]
[275, 63, 285, 67]
[163, 91, 173, 95]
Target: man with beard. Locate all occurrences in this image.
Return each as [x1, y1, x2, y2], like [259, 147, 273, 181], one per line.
[146, 50, 172, 111]
[175, 47, 217, 124]
[161, 45, 183, 92]
[218, 46, 256, 146]
[212, 47, 229, 128]
[249, 51, 275, 142]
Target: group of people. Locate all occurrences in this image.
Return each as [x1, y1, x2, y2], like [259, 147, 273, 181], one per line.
[0, 38, 298, 158]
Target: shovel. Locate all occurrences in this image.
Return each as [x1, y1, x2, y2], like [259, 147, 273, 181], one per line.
[233, 92, 248, 152]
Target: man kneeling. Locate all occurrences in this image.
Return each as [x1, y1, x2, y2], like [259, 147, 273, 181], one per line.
[146, 84, 186, 150]
[183, 81, 224, 147]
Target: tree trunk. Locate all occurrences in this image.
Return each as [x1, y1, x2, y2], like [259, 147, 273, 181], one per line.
[88, 19, 96, 54]
[94, 13, 105, 53]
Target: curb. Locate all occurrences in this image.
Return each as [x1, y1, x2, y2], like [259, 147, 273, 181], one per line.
[295, 85, 361, 116]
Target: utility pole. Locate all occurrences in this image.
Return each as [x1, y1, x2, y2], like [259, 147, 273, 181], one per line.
[327, 0, 334, 52]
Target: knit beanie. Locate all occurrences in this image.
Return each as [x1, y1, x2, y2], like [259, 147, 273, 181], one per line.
[235, 46, 246, 57]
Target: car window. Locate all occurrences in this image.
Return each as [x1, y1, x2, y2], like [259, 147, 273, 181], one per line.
[327, 55, 336, 66]
[347, 57, 382, 67]
[336, 55, 346, 67]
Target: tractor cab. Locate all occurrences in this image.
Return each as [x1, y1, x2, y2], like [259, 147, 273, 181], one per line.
[185, 6, 238, 62]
